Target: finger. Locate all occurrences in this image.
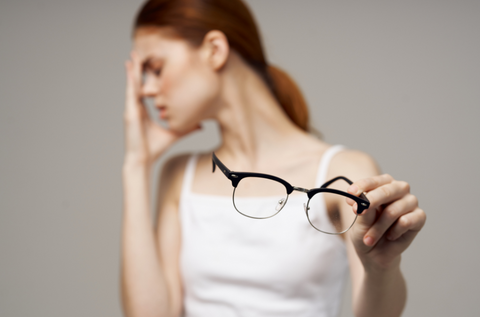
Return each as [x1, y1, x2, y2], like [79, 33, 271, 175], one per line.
[125, 60, 136, 110]
[386, 207, 426, 242]
[363, 194, 418, 246]
[124, 52, 147, 121]
[355, 181, 411, 229]
[124, 60, 137, 118]
[363, 180, 411, 212]
[346, 174, 393, 215]
[131, 52, 149, 117]
[125, 63, 142, 121]
[131, 51, 143, 90]
[347, 174, 394, 197]
[346, 197, 355, 206]
[125, 51, 143, 102]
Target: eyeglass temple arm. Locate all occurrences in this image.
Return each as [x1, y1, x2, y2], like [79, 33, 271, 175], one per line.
[212, 152, 231, 178]
[321, 176, 369, 202]
[321, 176, 353, 188]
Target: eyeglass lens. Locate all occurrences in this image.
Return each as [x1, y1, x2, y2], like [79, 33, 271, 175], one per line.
[233, 177, 288, 219]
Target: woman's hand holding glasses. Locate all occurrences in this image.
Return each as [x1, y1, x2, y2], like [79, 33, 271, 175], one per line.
[346, 174, 426, 272]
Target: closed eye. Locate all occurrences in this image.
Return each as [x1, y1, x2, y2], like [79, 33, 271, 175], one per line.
[141, 68, 162, 84]
[151, 68, 162, 76]
[142, 58, 163, 77]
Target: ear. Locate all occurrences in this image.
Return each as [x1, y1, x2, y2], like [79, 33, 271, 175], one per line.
[200, 30, 230, 71]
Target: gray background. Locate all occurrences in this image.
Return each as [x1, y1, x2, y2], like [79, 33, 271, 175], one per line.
[1, 0, 478, 316]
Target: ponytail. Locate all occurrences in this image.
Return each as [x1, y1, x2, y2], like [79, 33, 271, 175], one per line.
[267, 65, 310, 132]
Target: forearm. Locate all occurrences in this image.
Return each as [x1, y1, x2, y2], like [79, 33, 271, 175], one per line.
[352, 263, 406, 317]
[121, 161, 171, 317]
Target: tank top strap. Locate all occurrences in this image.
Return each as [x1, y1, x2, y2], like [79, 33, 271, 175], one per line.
[181, 153, 199, 197]
[314, 145, 346, 188]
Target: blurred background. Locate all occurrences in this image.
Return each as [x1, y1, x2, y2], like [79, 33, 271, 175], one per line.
[1, 0, 479, 316]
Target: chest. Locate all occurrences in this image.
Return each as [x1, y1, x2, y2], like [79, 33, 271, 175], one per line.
[179, 194, 348, 296]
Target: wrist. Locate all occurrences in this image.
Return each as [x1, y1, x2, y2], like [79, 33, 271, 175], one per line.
[123, 154, 154, 169]
[363, 256, 402, 281]
[356, 263, 406, 317]
[122, 158, 153, 177]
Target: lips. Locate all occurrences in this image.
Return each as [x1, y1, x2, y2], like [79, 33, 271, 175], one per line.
[156, 105, 167, 120]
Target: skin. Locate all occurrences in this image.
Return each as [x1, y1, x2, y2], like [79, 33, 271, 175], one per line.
[121, 26, 426, 317]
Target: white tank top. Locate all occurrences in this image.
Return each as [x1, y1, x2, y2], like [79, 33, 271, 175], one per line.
[179, 145, 348, 317]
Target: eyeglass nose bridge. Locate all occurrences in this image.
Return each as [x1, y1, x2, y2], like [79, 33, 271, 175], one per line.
[293, 187, 311, 214]
[293, 186, 309, 193]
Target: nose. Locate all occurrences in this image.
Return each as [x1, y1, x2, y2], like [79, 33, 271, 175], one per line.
[141, 73, 160, 97]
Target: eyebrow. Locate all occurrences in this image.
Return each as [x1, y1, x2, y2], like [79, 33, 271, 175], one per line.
[142, 57, 163, 70]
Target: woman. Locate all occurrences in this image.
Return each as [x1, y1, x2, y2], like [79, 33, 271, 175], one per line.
[121, 0, 426, 316]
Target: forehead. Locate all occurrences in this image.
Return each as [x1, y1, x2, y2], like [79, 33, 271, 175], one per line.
[133, 27, 193, 60]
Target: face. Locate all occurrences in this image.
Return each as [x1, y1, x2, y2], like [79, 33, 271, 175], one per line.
[133, 27, 221, 133]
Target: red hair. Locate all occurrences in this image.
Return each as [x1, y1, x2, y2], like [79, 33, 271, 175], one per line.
[134, 0, 312, 132]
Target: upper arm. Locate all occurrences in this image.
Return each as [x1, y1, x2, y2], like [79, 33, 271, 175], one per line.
[154, 154, 189, 317]
[328, 150, 381, 301]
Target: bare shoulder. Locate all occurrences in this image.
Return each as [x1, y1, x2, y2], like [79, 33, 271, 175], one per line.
[328, 148, 381, 182]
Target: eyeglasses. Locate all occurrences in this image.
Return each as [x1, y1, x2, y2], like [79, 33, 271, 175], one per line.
[212, 152, 370, 234]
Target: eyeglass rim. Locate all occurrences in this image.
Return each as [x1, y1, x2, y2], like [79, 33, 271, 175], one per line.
[305, 198, 359, 235]
[232, 186, 289, 220]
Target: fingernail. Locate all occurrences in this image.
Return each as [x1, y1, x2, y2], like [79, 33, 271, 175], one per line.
[364, 236, 374, 246]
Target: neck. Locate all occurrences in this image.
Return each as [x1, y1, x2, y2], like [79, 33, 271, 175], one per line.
[212, 53, 310, 169]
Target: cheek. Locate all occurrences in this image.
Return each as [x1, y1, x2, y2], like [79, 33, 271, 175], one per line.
[165, 66, 219, 126]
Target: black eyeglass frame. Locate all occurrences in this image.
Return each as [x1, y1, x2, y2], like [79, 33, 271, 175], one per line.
[212, 152, 370, 234]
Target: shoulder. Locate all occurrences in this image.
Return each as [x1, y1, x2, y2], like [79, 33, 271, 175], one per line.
[328, 147, 381, 182]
